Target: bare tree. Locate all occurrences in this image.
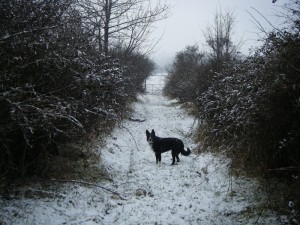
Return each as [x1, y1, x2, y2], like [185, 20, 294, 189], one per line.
[79, 0, 170, 55]
[203, 8, 240, 70]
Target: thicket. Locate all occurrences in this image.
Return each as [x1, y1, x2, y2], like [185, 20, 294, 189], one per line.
[164, 2, 300, 176]
[164, 45, 209, 102]
[0, 0, 156, 182]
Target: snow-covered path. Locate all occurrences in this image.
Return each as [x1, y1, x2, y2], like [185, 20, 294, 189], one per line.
[0, 75, 282, 225]
[98, 75, 280, 225]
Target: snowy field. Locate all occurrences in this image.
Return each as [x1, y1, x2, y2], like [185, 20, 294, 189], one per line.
[0, 74, 284, 225]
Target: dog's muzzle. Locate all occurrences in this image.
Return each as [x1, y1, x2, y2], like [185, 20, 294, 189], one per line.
[147, 138, 153, 148]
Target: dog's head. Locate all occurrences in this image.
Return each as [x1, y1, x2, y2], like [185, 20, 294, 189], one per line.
[146, 129, 156, 146]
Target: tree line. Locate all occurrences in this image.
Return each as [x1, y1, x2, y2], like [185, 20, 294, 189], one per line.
[0, 0, 169, 182]
[164, 1, 300, 177]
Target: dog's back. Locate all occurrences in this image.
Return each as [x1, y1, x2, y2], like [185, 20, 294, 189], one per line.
[152, 137, 183, 153]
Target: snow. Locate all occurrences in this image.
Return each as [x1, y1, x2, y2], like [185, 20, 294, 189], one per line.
[0, 74, 282, 225]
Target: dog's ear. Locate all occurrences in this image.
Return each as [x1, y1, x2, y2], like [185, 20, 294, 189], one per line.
[151, 129, 155, 135]
[146, 130, 150, 137]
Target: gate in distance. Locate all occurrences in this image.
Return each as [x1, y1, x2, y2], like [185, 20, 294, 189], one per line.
[143, 73, 167, 95]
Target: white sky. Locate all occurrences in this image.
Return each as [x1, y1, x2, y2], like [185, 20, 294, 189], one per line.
[150, 0, 285, 67]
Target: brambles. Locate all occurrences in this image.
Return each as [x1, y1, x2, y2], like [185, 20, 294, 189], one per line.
[0, 0, 155, 182]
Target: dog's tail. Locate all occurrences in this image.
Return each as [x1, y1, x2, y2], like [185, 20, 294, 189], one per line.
[181, 147, 191, 156]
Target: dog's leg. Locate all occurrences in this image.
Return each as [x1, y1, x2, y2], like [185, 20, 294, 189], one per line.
[171, 151, 176, 165]
[155, 152, 161, 163]
[176, 155, 180, 163]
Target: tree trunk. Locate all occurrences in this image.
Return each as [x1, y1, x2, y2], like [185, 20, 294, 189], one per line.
[104, 0, 112, 55]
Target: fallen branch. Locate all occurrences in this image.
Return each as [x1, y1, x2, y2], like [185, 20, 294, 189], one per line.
[37, 179, 127, 200]
[129, 117, 146, 122]
[267, 166, 300, 172]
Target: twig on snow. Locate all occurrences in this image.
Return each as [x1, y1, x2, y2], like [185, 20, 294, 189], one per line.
[36, 179, 127, 200]
[129, 117, 146, 123]
[121, 125, 140, 152]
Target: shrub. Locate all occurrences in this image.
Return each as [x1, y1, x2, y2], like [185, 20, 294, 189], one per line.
[198, 30, 300, 174]
[0, 0, 153, 181]
[164, 45, 207, 102]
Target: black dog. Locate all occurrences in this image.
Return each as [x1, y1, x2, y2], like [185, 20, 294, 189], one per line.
[146, 129, 191, 165]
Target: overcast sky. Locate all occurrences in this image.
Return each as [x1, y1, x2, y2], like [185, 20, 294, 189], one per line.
[150, 0, 285, 68]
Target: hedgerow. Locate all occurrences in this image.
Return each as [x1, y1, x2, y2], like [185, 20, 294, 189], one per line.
[0, 0, 154, 181]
